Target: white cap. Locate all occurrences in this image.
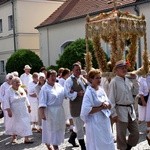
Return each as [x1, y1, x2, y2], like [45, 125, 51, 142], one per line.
[38, 72, 45, 78]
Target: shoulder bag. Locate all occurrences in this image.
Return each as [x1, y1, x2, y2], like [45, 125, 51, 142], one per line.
[138, 94, 149, 106]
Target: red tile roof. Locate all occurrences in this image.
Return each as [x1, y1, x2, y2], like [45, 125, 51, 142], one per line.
[36, 0, 137, 28]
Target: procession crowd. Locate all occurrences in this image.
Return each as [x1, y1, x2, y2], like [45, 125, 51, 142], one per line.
[0, 60, 150, 150]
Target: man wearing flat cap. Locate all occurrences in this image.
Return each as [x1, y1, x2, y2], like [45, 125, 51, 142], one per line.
[108, 60, 139, 150]
[20, 65, 32, 93]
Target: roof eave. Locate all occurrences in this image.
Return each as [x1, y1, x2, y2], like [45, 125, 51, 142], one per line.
[36, 0, 150, 30]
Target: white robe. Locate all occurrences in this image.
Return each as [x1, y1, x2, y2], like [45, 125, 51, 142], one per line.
[4, 87, 32, 137]
[0, 82, 12, 133]
[138, 76, 150, 122]
[58, 78, 71, 120]
[80, 85, 115, 150]
[20, 73, 32, 91]
[28, 81, 38, 122]
[39, 82, 65, 145]
[0, 82, 11, 109]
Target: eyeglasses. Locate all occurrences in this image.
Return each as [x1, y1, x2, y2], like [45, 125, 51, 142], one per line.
[94, 77, 101, 80]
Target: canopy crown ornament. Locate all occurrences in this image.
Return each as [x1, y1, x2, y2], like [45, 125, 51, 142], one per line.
[107, 0, 124, 10]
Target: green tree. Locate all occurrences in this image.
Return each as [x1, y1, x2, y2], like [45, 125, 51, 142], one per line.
[56, 38, 99, 70]
[6, 49, 43, 76]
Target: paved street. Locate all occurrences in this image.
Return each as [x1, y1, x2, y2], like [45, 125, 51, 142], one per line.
[0, 118, 150, 150]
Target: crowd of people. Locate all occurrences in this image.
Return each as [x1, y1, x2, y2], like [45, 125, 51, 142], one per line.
[0, 60, 150, 150]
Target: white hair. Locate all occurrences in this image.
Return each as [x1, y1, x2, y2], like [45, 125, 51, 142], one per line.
[5, 73, 14, 80]
[12, 71, 19, 77]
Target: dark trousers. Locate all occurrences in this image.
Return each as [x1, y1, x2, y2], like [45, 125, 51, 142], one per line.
[116, 116, 139, 150]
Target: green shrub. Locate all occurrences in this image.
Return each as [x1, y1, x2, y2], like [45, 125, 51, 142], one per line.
[6, 49, 44, 76]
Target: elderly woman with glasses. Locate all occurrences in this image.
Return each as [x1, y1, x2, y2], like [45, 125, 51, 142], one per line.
[80, 69, 115, 150]
[39, 70, 65, 150]
[4, 77, 33, 144]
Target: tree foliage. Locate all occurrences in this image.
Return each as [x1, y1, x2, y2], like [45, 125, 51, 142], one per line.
[56, 38, 99, 70]
[6, 49, 43, 76]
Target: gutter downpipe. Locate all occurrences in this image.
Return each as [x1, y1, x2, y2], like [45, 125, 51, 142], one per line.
[47, 27, 50, 66]
[134, 5, 141, 68]
[11, 0, 16, 52]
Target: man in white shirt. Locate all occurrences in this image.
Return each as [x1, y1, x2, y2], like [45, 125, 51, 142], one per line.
[109, 60, 139, 150]
[20, 65, 32, 93]
[64, 63, 87, 150]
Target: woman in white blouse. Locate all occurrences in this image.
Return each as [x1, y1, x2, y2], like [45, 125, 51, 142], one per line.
[138, 74, 150, 145]
[80, 69, 115, 150]
[4, 77, 33, 144]
[39, 70, 65, 150]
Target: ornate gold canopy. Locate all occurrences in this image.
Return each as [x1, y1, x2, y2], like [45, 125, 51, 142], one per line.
[85, 9, 149, 75]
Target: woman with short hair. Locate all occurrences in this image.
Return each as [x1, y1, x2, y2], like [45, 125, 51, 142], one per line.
[39, 70, 65, 150]
[80, 69, 115, 150]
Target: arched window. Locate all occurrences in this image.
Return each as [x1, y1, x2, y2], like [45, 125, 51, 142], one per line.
[60, 41, 73, 54]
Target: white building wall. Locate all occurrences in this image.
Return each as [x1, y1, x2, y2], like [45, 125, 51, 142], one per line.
[0, 2, 13, 70]
[0, 3, 13, 54]
[0, 2, 13, 37]
[39, 28, 50, 66]
[39, 18, 86, 66]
